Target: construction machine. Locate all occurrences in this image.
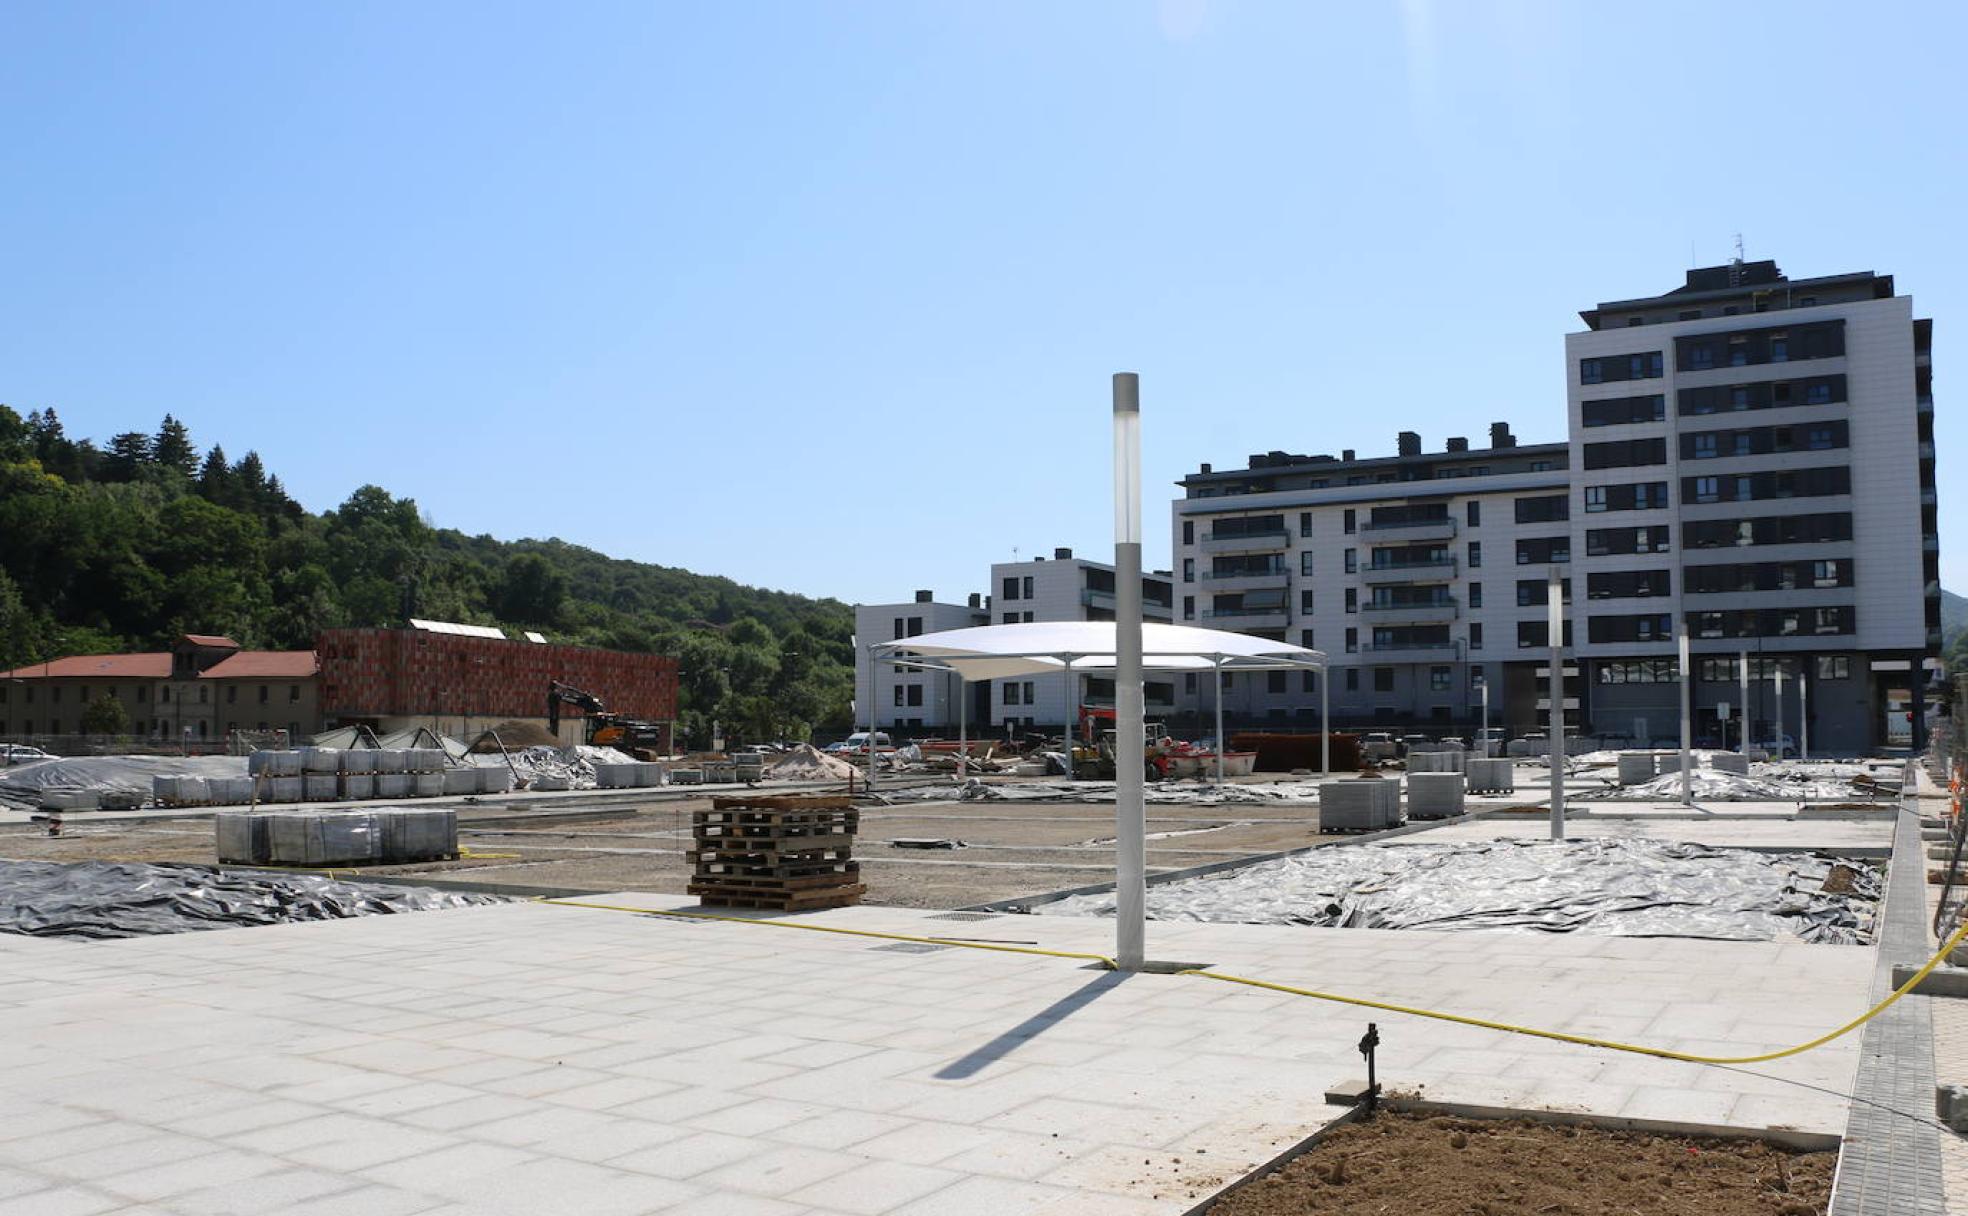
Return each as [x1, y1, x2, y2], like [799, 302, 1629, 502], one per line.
[546, 681, 669, 756]
[1071, 705, 1177, 779]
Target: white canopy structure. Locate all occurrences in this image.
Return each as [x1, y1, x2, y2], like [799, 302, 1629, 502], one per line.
[870, 620, 1330, 785]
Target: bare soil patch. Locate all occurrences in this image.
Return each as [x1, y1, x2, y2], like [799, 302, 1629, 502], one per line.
[1205, 1111, 1833, 1216]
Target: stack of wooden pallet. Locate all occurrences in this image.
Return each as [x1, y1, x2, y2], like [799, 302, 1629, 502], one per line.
[687, 794, 864, 911]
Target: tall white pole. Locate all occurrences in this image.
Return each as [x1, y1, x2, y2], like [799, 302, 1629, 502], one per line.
[1062, 657, 1074, 782]
[1800, 667, 1809, 761]
[957, 674, 967, 779]
[1739, 649, 1750, 756]
[866, 646, 878, 794]
[1213, 657, 1225, 786]
[1548, 568, 1565, 841]
[1113, 372, 1147, 973]
[1774, 664, 1786, 758]
[1320, 664, 1330, 778]
[1479, 676, 1490, 757]
[1678, 626, 1693, 807]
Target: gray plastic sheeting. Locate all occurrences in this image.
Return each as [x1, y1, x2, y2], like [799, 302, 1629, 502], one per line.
[0, 860, 506, 940]
[0, 756, 248, 810]
[1034, 838, 1880, 944]
[883, 778, 1325, 806]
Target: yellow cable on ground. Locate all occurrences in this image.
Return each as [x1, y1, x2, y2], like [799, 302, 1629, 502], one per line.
[543, 897, 1116, 968]
[542, 896, 1968, 1068]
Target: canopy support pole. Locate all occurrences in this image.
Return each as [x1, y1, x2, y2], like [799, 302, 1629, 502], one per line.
[1679, 626, 1694, 808]
[1321, 664, 1330, 778]
[1214, 656, 1225, 787]
[1113, 372, 1147, 973]
[1548, 568, 1565, 841]
[1062, 656, 1074, 782]
[957, 673, 967, 779]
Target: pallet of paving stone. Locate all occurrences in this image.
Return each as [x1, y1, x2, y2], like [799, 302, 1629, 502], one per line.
[684, 884, 868, 911]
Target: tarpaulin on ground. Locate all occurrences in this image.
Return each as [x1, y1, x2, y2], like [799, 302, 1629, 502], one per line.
[1034, 838, 1880, 944]
[874, 777, 1325, 806]
[0, 756, 247, 811]
[0, 860, 507, 939]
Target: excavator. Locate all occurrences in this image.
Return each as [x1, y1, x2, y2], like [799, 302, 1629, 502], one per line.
[1071, 705, 1178, 780]
[546, 681, 669, 756]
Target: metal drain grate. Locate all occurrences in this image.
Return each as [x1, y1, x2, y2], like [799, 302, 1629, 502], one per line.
[927, 912, 1000, 922]
[870, 942, 951, 954]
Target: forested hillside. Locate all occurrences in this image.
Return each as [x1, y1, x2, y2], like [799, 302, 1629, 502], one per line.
[0, 406, 856, 744]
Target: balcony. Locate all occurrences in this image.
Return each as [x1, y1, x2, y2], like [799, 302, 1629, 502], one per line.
[1201, 608, 1291, 630]
[1198, 569, 1290, 592]
[1199, 527, 1289, 555]
[1361, 601, 1458, 626]
[1080, 589, 1175, 618]
[1361, 557, 1457, 585]
[1358, 640, 1463, 663]
[1362, 517, 1457, 542]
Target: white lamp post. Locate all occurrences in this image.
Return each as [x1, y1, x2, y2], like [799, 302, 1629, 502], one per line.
[1547, 568, 1564, 841]
[1113, 372, 1147, 973]
[1678, 626, 1693, 807]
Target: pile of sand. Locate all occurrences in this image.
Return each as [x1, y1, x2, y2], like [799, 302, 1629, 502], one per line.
[766, 744, 857, 782]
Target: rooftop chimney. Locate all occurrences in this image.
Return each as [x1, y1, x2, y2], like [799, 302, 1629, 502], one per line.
[1342, 448, 1356, 462]
[1446, 436, 1469, 452]
[1199, 462, 1212, 474]
[914, 589, 933, 603]
[1490, 422, 1516, 449]
[1054, 547, 1072, 560]
[967, 592, 981, 609]
[1397, 431, 1421, 457]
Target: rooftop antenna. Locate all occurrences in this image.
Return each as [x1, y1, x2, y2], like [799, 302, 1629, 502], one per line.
[1733, 233, 1745, 262]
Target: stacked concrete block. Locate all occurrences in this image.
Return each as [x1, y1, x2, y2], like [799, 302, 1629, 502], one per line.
[412, 773, 444, 798]
[1656, 753, 1682, 776]
[532, 774, 571, 791]
[376, 808, 458, 862]
[732, 752, 765, 782]
[1407, 750, 1464, 775]
[303, 775, 339, 802]
[214, 812, 272, 864]
[670, 768, 704, 785]
[39, 788, 101, 811]
[594, 763, 639, 789]
[1319, 779, 1402, 832]
[1406, 772, 1466, 820]
[441, 767, 479, 795]
[249, 750, 303, 778]
[267, 776, 305, 802]
[634, 763, 666, 787]
[339, 749, 378, 775]
[406, 749, 445, 774]
[1617, 752, 1657, 786]
[705, 764, 737, 784]
[210, 776, 254, 804]
[376, 773, 412, 799]
[1711, 754, 1750, 775]
[1746, 747, 1770, 763]
[343, 774, 376, 801]
[300, 747, 340, 774]
[477, 766, 514, 794]
[1464, 758, 1514, 793]
[373, 749, 407, 774]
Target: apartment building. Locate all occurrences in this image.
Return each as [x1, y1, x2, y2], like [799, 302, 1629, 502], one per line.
[853, 592, 989, 733]
[988, 548, 1176, 731]
[1171, 259, 1939, 752]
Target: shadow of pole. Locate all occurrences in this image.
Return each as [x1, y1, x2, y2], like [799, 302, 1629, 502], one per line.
[933, 970, 1133, 1080]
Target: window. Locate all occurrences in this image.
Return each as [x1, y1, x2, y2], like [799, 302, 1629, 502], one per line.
[136, 686, 147, 703]
[1466, 501, 1480, 527]
[1023, 611, 1034, 623]
[1344, 588, 1357, 613]
[906, 685, 923, 707]
[1374, 668, 1395, 693]
[1345, 627, 1358, 654]
[1429, 666, 1452, 692]
[907, 617, 922, 637]
[1343, 509, 1356, 534]
[1184, 673, 1197, 694]
[1805, 425, 1836, 450]
[1298, 512, 1312, 538]
[1598, 659, 1678, 684]
[1299, 590, 1315, 614]
[1468, 622, 1483, 650]
[1579, 351, 1662, 384]
[1693, 476, 1718, 503]
[1467, 541, 1481, 568]
[1587, 570, 1670, 599]
[1467, 583, 1482, 608]
[1582, 438, 1667, 469]
[1584, 525, 1670, 556]
[1583, 486, 1607, 513]
[1182, 558, 1194, 583]
[1518, 578, 1570, 606]
[1267, 671, 1286, 694]
[1300, 551, 1315, 576]
[1580, 394, 1666, 427]
[1345, 668, 1359, 691]
[1692, 434, 1717, 459]
[1678, 309, 1702, 321]
[1343, 548, 1357, 574]
[1022, 576, 1034, 598]
[1002, 612, 1018, 624]
[1514, 495, 1569, 524]
[1300, 629, 1315, 649]
[1181, 520, 1194, 545]
[1182, 596, 1195, 621]
[225, 685, 235, 704]
[1516, 537, 1570, 565]
[1817, 656, 1850, 680]
[1302, 670, 1318, 693]
[1587, 613, 1673, 644]
[893, 685, 905, 707]
[1002, 577, 1019, 601]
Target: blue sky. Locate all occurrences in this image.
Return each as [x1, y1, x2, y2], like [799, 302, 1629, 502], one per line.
[4, 1, 1962, 605]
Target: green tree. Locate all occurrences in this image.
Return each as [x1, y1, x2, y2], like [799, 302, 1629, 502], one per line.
[197, 444, 233, 503]
[153, 414, 197, 478]
[79, 693, 130, 736]
[496, 554, 566, 626]
[101, 432, 154, 482]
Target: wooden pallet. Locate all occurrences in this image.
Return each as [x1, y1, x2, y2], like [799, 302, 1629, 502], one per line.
[689, 847, 853, 869]
[707, 794, 856, 813]
[692, 818, 855, 839]
[691, 831, 854, 853]
[689, 867, 860, 892]
[688, 883, 867, 911]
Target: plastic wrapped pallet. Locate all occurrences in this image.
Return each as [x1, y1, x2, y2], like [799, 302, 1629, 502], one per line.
[1464, 758, 1514, 794]
[304, 774, 339, 802]
[1712, 754, 1750, 775]
[153, 775, 181, 804]
[406, 748, 444, 774]
[441, 767, 478, 795]
[1657, 753, 1683, 775]
[250, 750, 303, 777]
[373, 749, 407, 774]
[736, 764, 763, 783]
[1406, 772, 1466, 820]
[531, 773, 571, 791]
[412, 773, 444, 798]
[342, 773, 375, 801]
[1617, 752, 1657, 786]
[594, 763, 637, 789]
[636, 763, 666, 787]
[40, 788, 101, 811]
[268, 776, 305, 802]
[705, 765, 736, 784]
[339, 749, 378, 775]
[176, 776, 211, 805]
[731, 752, 763, 766]
[670, 768, 703, 786]
[376, 773, 412, 799]
[268, 811, 380, 866]
[1407, 750, 1464, 775]
[300, 747, 341, 774]
[477, 767, 513, 795]
[1319, 779, 1400, 831]
[376, 808, 457, 862]
[214, 812, 272, 864]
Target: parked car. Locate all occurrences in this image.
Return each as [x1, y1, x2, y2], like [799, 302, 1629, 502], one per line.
[1397, 733, 1432, 757]
[1, 744, 58, 766]
[841, 731, 894, 754]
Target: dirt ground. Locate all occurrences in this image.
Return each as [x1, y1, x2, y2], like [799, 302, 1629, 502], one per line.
[0, 787, 1340, 909]
[1205, 1111, 1834, 1216]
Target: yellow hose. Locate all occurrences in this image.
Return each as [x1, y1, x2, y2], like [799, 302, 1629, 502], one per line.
[543, 897, 1968, 1067]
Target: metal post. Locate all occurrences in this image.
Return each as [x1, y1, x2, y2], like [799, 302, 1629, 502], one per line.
[957, 673, 967, 778]
[1800, 666, 1809, 761]
[1062, 657, 1074, 783]
[1774, 664, 1786, 759]
[1739, 649, 1750, 756]
[1213, 657, 1225, 786]
[1113, 371, 1147, 973]
[1678, 626, 1693, 807]
[1548, 568, 1564, 840]
[1320, 664, 1330, 778]
[866, 646, 878, 793]
[1479, 675, 1489, 758]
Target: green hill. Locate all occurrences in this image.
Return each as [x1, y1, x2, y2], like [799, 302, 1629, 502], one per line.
[0, 406, 854, 745]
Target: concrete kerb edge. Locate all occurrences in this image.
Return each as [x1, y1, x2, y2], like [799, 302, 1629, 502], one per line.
[964, 805, 1508, 912]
